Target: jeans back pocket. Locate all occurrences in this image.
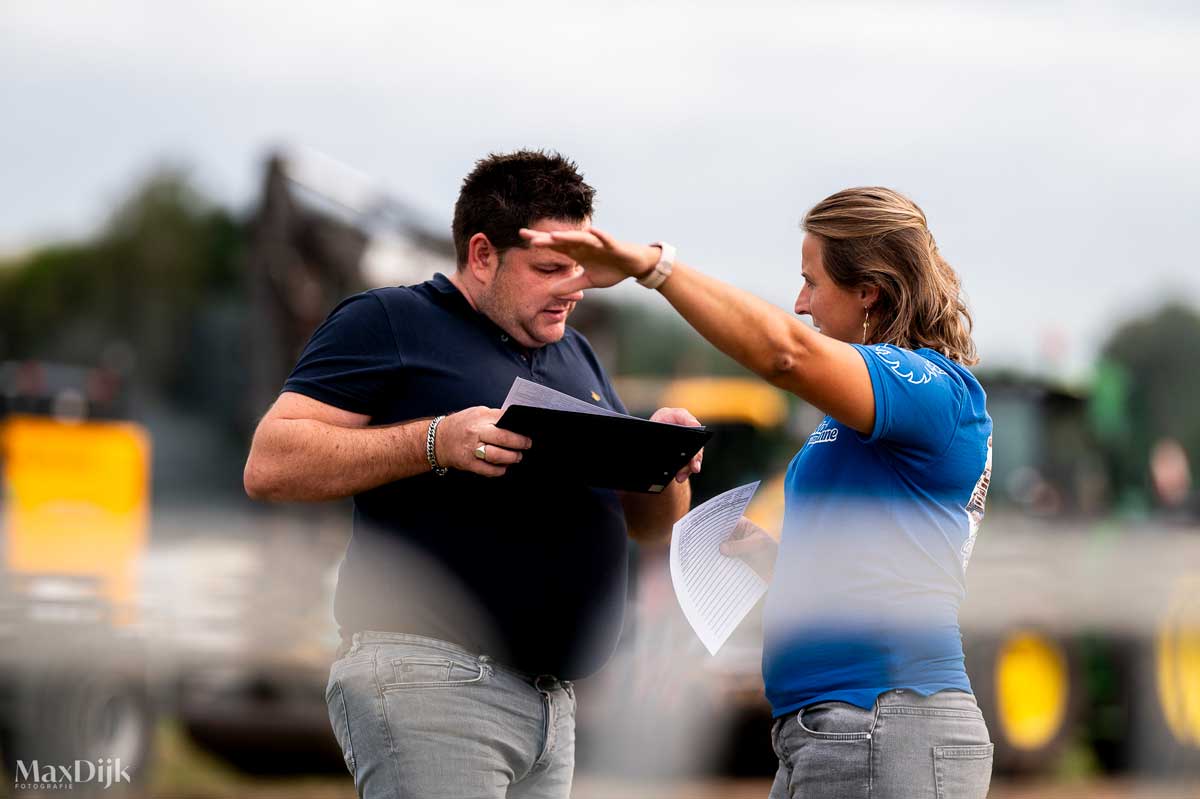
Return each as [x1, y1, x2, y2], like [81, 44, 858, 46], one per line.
[933, 743, 993, 799]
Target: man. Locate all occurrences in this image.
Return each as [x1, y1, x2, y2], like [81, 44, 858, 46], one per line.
[243, 150, 700, 798]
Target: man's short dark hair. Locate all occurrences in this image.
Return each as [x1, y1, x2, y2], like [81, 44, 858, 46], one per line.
[452, 150, 595, 268]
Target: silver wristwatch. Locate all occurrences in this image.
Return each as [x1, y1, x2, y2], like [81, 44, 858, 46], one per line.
[637, 242, 676, 289]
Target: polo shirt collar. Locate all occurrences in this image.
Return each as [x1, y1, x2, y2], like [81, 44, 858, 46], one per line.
[429, 271, 459, 295]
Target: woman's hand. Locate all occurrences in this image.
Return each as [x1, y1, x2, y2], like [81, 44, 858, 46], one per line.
[719, 516, 778, 582]
[519, 226, 660, 295]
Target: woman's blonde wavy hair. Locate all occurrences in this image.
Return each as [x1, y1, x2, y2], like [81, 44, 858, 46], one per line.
[802, 187, 978, 366]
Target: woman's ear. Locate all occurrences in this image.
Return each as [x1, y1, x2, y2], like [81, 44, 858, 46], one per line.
[860, 284, 880, 309]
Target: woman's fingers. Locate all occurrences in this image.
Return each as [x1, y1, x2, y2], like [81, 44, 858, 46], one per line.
[522, 225, 614, 252]
[523, 226, 640, 288]
[549, 229, 604, 247]
[719, 533, 767, 557]
[550, 272, 594, 296]
[720, 524, 778, 581]
[520, 227, 602, 252]
[587, 225, 618, 247]
[518, 227, 550, 243]
[720, 518, 773, 554]
[731, 517, 760, 540]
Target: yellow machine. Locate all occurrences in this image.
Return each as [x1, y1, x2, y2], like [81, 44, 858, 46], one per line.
[1, 414, 151, 627]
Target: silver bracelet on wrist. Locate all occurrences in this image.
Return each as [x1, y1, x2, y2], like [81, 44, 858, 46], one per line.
[426, 415, 448, 476]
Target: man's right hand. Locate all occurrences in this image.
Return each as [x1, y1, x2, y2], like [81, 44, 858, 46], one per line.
[434, 407, 533, 477]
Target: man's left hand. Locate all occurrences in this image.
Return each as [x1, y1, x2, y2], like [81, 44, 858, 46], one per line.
[650, 406, 703, 483]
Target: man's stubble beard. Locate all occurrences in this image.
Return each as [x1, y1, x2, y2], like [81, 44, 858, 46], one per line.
[475, 269, 525, 341]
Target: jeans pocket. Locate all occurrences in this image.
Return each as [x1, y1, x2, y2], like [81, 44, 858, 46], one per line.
[325, 679, 357, 778]
[934, 743, 993, 799]
[796, 701, 876, 741]
[780, 709, 873, 797]
[382, 654, 489, 690]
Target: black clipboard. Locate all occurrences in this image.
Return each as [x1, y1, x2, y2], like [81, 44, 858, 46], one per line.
[496, 405, 712, 493]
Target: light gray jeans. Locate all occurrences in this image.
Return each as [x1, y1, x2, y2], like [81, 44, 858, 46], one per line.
[769, 689, 994, 799]
[325, 631, 576, 799]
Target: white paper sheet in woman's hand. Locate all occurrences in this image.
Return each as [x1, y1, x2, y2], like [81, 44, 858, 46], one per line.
[669, 481, 765, 655]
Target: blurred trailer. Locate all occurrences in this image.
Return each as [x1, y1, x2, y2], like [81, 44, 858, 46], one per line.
[0, 363, 158, 788]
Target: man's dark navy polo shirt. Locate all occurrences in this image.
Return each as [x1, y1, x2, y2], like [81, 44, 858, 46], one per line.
[282, 273, 629, 679]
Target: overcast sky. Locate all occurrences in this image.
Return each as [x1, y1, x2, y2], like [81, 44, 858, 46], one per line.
[3, 1, 1198, 375]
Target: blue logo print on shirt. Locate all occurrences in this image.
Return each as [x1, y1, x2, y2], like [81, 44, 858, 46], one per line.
[806, 417, 839, 446]
[874, 344, 947, 385]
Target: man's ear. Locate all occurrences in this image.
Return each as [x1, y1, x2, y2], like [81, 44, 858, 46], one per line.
[467, 232, 498, 286]
[860, 283, 880, 309]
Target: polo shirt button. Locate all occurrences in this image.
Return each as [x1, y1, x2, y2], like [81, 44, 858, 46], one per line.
[500, 334, 509, 342]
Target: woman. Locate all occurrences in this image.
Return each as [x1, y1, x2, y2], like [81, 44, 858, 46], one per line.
[522, 187, 994, 799]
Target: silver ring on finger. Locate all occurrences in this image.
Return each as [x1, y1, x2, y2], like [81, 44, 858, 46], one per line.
[474, 443, 488, 461]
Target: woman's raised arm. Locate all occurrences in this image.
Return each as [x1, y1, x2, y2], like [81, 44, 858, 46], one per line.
[521, 226, 876, 434]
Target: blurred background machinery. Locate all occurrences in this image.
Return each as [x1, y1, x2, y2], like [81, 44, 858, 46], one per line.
[0, 364, 157, 786]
